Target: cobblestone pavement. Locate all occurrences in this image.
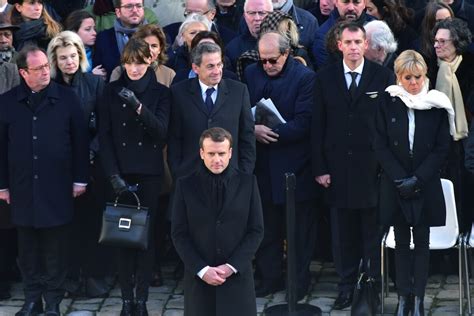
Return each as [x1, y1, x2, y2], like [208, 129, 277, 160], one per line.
[0, 261, 472, 316]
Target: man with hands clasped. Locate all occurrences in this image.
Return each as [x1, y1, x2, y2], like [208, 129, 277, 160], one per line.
[172, 127, 264, 316]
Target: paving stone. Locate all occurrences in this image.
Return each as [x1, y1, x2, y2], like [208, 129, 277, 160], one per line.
[330, 309, 351, 316]
[437, 289, 462, 300]
[165, 296, 184, 309]
[72, 297, 104, 304]
[308, 297, 335, 312]
[446, 275, 460, 284]
[68, 311, 95, 316]
[102, 297, 123, 306]
[150, 285, 174, 294]
[163, 309, 184, 316]
[70, 303, 101, 311]
[148, 293, 171, 300]
[0, 299, 24, 306]
[0, 306, 21, 315]
[96, 311, 120, 316]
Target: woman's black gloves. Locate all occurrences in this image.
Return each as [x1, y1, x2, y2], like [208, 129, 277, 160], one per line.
[118, 87, 141, 111]
[110, 174, 128, 195]
[394, 176, 421, 199]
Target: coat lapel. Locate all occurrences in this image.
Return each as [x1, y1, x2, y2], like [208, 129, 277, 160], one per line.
[211, 79, 228, 117]
[188, 78, 209, 117]
[352, 60, 375, 105]
[218, 172, 241, 218]
[334, 63, 351, 105]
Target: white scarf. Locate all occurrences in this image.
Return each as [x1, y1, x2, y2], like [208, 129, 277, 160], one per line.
[385, 80, 456, 139]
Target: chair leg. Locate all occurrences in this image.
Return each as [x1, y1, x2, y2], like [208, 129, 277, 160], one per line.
[464, 236, 472, 315]
[459, 242, 464, 316]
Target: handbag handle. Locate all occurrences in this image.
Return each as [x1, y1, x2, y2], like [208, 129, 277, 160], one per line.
[113, 191, 142, 210]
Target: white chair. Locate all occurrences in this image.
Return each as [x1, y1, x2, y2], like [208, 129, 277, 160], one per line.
[380, 179, 464, 315]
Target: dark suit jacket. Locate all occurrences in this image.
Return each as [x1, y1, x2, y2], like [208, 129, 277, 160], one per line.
[245, 57, 317, 204]
[93, 27, 120, 82]
[311, 59, 395, 209]
[0, 81, 89, 228]
[99, 69, 170, 177]
[171, 166, 263, 316]
[168, 78, 255, 179]
[375, 94, 451, 226]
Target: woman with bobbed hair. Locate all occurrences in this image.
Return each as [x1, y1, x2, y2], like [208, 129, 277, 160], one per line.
[8, 0, 61, 50]
[47, 30, 113, 298]
[99, 37, 170, 316]
[428, 17, 474, 231]
[110, 24, 175, 87]
[168, 13, 211, 71]
[64, 9, 107, 79]
[375, 50, 453, 315]
[419, 1, 454, 61]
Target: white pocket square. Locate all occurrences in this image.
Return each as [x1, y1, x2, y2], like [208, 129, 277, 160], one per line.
[366, 91, 378, 98]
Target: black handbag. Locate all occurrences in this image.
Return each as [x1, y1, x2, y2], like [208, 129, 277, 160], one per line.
[98, 192, 150, 250]
[351, 260, 377, 316]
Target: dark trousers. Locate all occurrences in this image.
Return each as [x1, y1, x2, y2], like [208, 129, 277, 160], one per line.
[255, 199, 317, 290]
[118, 175, 161, 301]
[394, 224, 430, 297]
[0, 227, 17, 292]
[331, 207, 381, 293]
[17, 224, 69, 306]
[68, 162, 113, 281]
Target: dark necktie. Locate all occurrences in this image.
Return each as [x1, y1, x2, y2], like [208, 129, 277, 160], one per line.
[349, 72, 358, 100]
[205, 87, 215, 113]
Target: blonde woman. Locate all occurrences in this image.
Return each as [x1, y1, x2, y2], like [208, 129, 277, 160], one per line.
[375, 50, 453, 315]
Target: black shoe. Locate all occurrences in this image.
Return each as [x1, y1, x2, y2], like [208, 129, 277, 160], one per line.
[395, 295, 412, 316]
[120, 300, 134, 316]
[44, 304, 60, 316]
[413, 296, 424, 316]
[15, 300, 44, 316]
[255, 280, 285, 297]
[333, 291, 353, 310]
[135, 300, 148, 316]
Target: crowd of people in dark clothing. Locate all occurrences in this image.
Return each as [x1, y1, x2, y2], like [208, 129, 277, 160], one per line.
[0, 0, 474, 315]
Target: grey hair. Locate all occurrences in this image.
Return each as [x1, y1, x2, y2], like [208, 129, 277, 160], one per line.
[174, 13, 211, 48]
[364, 20, 398, 54]
[258, 31, 290, 54]
[191, 42, 222, 66]
[244, 0, 272, 11]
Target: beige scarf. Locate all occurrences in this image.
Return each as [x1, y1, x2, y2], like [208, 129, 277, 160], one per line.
[435, 55, 468, 140]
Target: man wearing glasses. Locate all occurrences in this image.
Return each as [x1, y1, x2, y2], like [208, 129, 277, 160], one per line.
[0, 45, 88, 316]
[93, 0, 148, 81]
[225, 0, 273, 70]
[244, 31, 317, 300]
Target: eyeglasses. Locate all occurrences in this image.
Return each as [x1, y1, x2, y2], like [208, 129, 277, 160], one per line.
[184, 9, 211, 17]
[434, 38, 452, 46]
[120, 3, 144, 11]
[259, 54, 282, 65]
[245, 11, 269, 17]
[27, 63, 50, 72]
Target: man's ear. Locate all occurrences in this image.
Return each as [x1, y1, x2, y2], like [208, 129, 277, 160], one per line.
[229, 147, 232, 159]
[337, 40, 343, 52]
[208, 9, 217, 21]
[115, 7, 121, 18]
[18, 68, 27, 81]
[200, 147, 205, 160]
[191, 63, 200, 76]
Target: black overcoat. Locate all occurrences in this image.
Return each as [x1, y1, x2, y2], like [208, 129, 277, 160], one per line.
[168, 78, 255, 179]
[311, 60, 395, 209]
[99, 69, 170, 177]
[171, 167, 264, 316]
[374, 94, 451, 226]
[0, 81, 89, 228]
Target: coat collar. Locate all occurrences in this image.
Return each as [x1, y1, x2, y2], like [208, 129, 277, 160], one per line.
[16, 79, 60, 112]
[188, 77, 229, 117]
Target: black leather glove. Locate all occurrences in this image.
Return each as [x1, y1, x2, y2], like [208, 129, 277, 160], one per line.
[394, 176, 421, 199]
[110, 174, 128, 195]
[118, 87, 141, 111]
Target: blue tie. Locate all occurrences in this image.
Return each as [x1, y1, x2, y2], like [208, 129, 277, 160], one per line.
[205, 87, 215, 114]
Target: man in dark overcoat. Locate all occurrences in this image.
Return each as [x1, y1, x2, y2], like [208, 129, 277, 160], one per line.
[244, 31, 317, 299]
[0, 46, 89, 316]
[168, 41, 255, 180]
[171, 127, 264, 316]
[311, 22, 395, 309]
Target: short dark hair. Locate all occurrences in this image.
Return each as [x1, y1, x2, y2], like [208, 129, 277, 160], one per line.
[121, 37, 151, 64]
[433, 18, 472, 55]
[64, 10, 95, 32]
[199, 127, 233, 148]
[338, 21, 366, 40]
[190, 42, 222, 66]
[113, 0, 144, 8]
[16, 45, 46, 70]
